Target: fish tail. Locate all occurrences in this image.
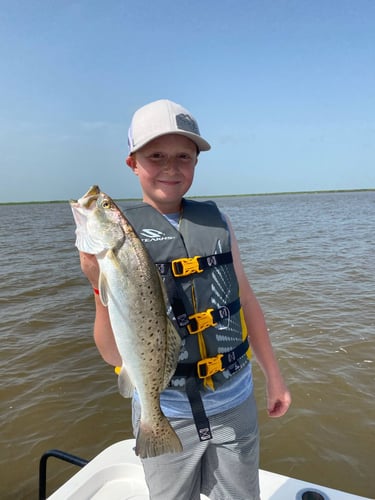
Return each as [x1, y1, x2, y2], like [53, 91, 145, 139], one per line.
[135, 416, 183, 459]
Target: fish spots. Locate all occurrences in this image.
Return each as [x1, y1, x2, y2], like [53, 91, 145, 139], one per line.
[72, 187, 182, 458]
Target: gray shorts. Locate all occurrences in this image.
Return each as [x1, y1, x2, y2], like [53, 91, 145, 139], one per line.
[132, 392, 260, 500]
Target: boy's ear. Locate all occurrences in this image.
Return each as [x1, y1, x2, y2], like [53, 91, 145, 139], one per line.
[126, 155, 136, 171]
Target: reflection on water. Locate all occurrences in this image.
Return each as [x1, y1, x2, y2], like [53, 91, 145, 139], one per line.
[1, 192, 374, 498]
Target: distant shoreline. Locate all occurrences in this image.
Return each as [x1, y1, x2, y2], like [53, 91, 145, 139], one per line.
[1, 188, 374, 206]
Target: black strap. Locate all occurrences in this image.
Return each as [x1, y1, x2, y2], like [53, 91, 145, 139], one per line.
[155, 252, 235, 331]
[179, 339, 250, 443]
[187, 298, 241, 334]
[173, 338, 250, 379]
[185, 378, 212, 441]
[155, 252, 241, 442]
[156, 251, 233, 277]
[208, 338, 249, 375]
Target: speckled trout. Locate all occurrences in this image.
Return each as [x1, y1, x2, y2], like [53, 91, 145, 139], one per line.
[70, 186, 182, 458]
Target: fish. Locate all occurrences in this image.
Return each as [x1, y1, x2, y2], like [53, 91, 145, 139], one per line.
[70, 185, 182, 458]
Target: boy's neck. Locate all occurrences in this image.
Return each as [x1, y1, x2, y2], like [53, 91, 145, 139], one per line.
[143, 198, 183, 215]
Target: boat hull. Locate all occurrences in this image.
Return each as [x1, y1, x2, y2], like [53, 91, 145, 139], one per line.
[47, 439, 371, 500]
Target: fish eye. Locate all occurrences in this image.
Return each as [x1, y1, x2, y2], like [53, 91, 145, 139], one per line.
[102, 199, 111, 209]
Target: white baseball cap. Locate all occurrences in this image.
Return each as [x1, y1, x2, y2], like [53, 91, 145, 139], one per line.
[127, 99, 211, 154]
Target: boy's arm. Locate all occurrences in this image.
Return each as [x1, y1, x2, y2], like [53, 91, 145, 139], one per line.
[79, 252, 122, 367]
[226, 217, 291, 417]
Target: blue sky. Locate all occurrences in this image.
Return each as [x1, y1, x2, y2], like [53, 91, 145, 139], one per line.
[1, 0, 374, 202]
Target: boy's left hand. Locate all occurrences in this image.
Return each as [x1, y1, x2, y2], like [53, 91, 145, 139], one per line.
[266, 381, 292, 417]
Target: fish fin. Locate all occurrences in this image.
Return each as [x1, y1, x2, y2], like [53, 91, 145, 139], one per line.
[98, 273, 109, 306]
[162, 319, 181, 390]
[135, 413, 182, 458]
[118, 364, 135, 398]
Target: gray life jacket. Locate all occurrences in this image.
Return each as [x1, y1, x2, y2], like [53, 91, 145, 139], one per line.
[123, 198, 251, 392]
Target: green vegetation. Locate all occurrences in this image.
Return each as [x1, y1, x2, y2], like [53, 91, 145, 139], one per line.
[0, 189, 374, 206]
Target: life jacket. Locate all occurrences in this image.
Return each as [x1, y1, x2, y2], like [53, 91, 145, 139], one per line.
[123, 199, 251, 440]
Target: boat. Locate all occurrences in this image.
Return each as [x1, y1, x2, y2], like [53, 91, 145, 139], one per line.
[40, 439, 371, 500]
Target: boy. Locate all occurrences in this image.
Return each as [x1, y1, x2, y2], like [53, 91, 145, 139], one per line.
[79, 99, 291, 500]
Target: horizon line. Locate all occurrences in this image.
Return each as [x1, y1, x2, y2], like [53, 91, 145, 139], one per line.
[1, 188, 374, 206]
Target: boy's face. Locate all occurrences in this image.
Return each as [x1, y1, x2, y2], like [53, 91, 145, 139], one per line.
[126, 134, 198, 213]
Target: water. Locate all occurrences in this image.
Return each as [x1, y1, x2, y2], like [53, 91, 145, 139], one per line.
[1, 192, 374, 499]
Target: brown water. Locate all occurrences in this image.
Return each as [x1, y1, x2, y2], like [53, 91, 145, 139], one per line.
[1, 192, 374, 499]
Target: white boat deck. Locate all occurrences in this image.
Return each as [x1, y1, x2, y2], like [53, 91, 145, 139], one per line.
[48, 439, 371, 500]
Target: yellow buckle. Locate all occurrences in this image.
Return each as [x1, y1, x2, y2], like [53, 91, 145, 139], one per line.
[197, 354, 224, 379]
[187, 309, 217, 334]
[171, 256, 203, 277]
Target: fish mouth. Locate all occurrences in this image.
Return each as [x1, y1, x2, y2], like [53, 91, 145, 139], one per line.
[70, 185, 101, 209]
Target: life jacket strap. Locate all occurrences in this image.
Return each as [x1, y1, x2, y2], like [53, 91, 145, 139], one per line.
[197, 354, 224, 378]
[176, 338, 250, 442]
[186, 377, 213, 441]
[198, 338, 250, 378]
[157, 251, 233, 278]
[187, 298, 241, 335]
[187, 309, 216, 334]
[173, 338, 250, 379]
[171, 256, 203, 277]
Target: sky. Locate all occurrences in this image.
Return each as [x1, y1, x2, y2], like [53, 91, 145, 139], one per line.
[0, 0, 374, 203]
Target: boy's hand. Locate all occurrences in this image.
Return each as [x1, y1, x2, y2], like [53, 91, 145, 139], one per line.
[266, 380, 292, 418]
[79, 251, 100, 289]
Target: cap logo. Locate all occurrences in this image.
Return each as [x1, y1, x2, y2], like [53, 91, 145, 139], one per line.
[175, 113, 200, 135]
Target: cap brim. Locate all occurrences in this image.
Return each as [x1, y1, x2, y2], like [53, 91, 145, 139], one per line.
[130, 131, 211, 154]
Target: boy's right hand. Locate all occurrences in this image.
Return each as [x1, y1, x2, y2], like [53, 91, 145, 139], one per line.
[79, 251, 100, 289]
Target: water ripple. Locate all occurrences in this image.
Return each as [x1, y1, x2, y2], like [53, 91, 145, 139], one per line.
[1, 192, 374, 498]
